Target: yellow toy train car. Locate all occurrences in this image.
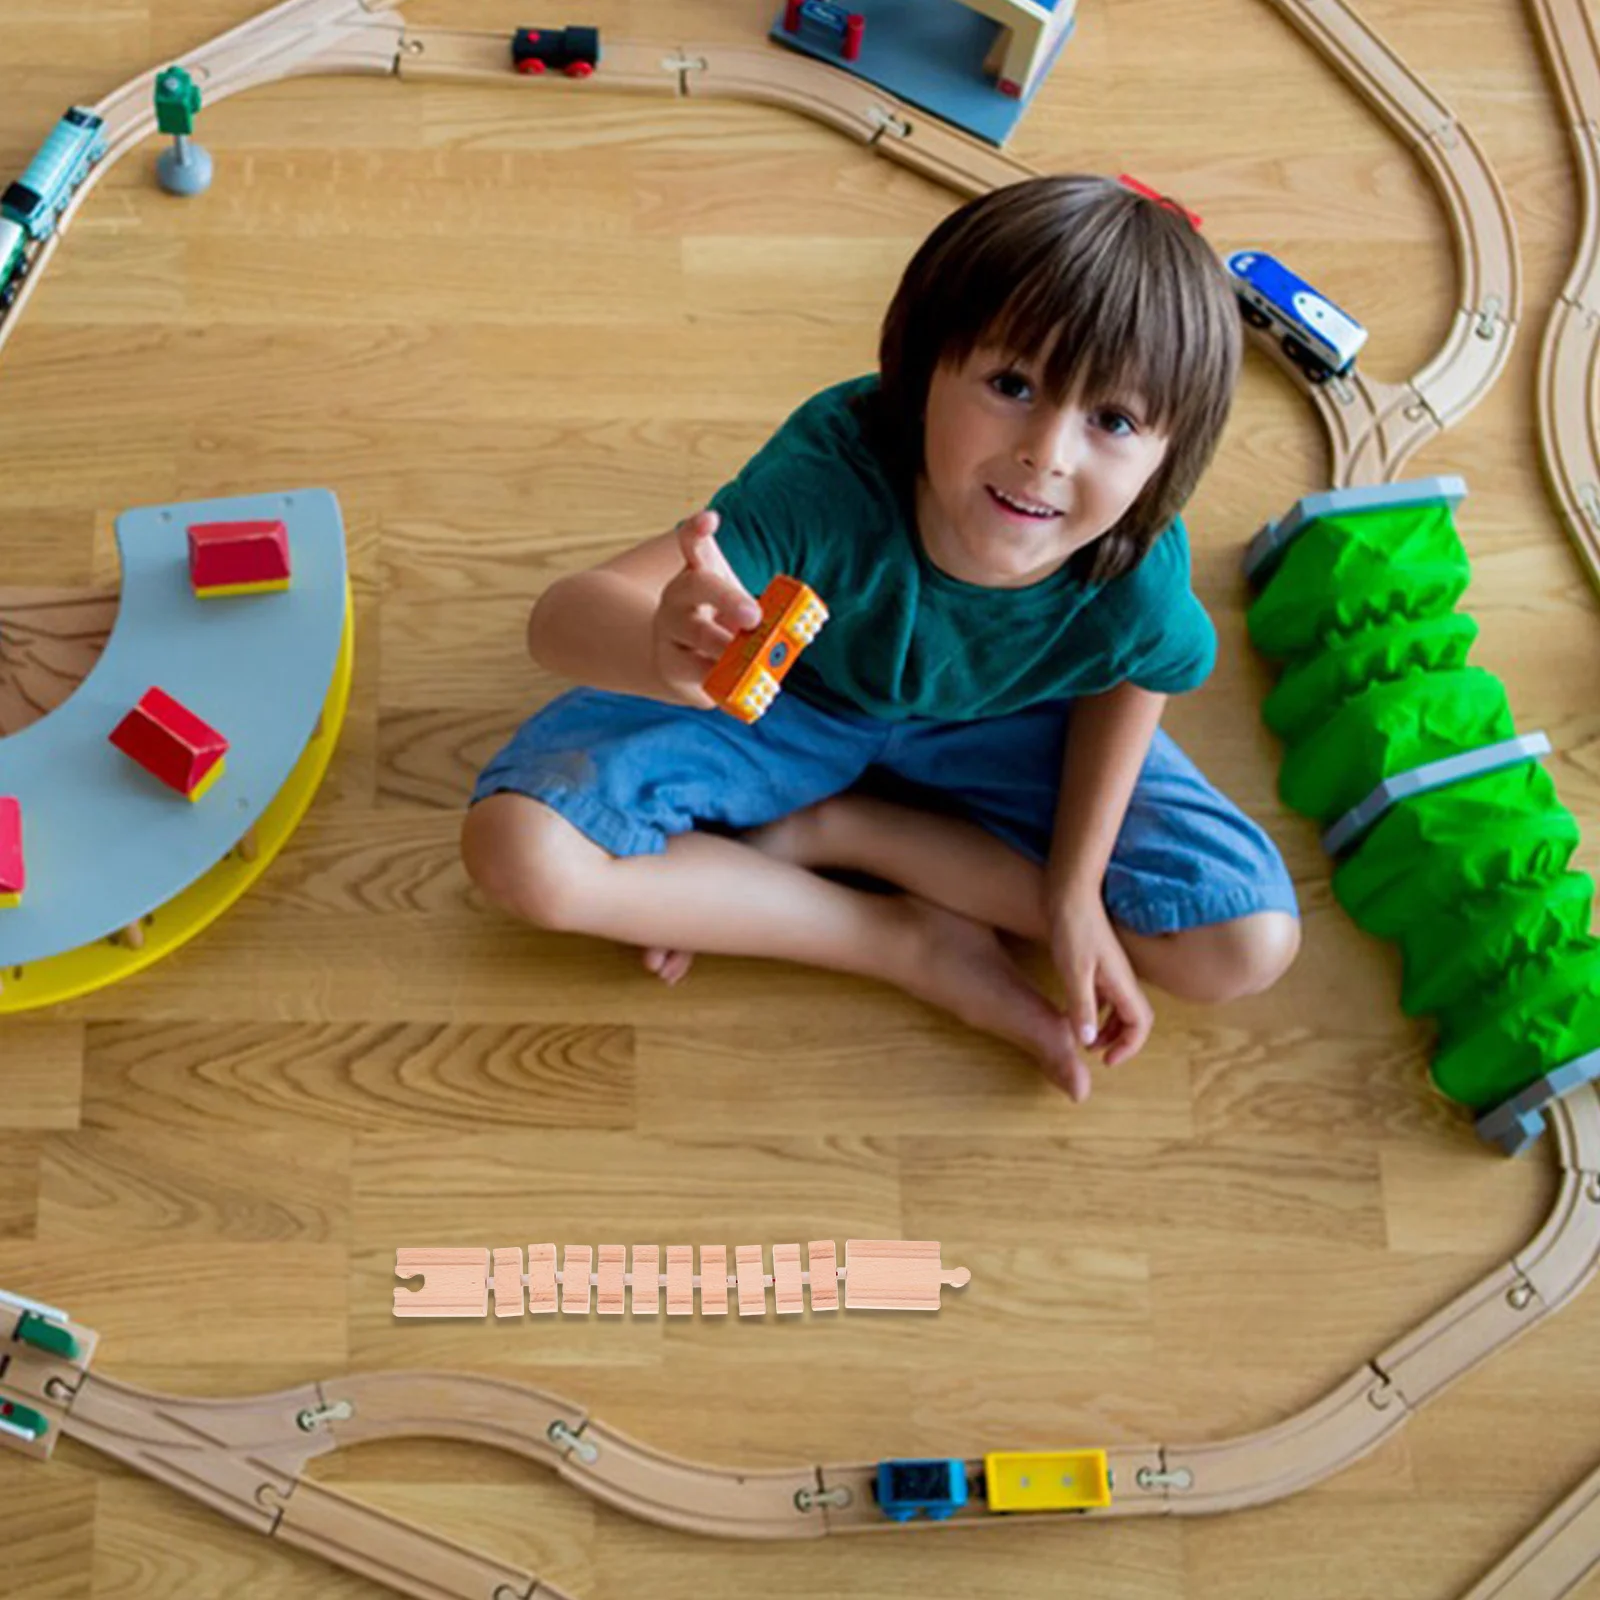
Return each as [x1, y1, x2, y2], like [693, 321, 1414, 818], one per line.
[983, 1448, 1112, 1512]
[704, 574, 828, 723]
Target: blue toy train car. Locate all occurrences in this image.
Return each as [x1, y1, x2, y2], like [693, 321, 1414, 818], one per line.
[1225, 248, 1367, 385]
[1, 108, 109, 242]
[874, 1458, 969, 1521]
[510, 26, 599, 77]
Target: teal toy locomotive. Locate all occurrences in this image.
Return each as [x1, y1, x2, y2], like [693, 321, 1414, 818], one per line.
[2, 107, 109, 242]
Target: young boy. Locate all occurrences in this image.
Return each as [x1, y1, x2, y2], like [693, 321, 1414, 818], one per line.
[463, 175, 1301, 1101]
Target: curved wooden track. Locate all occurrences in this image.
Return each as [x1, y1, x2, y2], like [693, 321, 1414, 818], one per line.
[1527, 0, 1600, 600]
[1257, 0, 1520, 486]
[0, 0, 404, 368]
[2, 2, 1598, 1597]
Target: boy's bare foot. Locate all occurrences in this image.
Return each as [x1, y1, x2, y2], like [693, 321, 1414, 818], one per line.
[892, 896, 1090, 1101]
[640, 945, 695, 985]
[639, 806, 827, 985]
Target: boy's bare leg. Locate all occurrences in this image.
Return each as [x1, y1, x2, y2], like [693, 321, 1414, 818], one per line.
[641, 794, 1044, 983]
[647, 794, 1299, 1004]
[463, 794, 1090, 1096]
[765, 794, 1051, 935]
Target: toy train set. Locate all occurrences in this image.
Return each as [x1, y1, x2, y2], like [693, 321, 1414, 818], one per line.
[4, 3, 1600, 1599]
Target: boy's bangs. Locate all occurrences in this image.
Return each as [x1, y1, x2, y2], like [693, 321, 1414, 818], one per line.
[983, 249, 1201, 436]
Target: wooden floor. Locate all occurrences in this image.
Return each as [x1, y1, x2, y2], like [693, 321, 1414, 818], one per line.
[4, 1, 1600, 1595]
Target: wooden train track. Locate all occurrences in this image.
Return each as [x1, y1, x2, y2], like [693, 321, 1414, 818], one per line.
[1255, 0, 1520, 487]
[4, 1089, 1597, 1588]
[393, 1240, 972, 1318]
[1526, 0, 1600, 602]
[2, 0, 1599, 1596]
[0, 0, 406, 367]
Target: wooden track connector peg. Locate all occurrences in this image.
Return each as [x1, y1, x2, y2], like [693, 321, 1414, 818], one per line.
[393, 1241, 972, 1320]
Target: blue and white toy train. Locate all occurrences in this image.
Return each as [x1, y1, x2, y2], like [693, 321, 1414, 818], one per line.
[2, 107, 108, 244]
[1225, 248, 1367, 385]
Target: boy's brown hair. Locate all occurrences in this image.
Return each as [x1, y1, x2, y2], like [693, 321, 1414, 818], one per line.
[868, 173, 1241, 585]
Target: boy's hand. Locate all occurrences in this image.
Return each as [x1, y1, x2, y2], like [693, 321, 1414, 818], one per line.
[652, 510, 764, 708]
[1047, 891, 1154, 1086]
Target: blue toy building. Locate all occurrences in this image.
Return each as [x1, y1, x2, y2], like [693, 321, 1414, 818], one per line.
[771, 0, 1076, 146]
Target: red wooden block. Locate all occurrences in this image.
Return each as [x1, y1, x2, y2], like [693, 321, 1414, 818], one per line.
[187, 518, 291, 595]
[109, 687, 228, 800]
[0, 796, 23, 905]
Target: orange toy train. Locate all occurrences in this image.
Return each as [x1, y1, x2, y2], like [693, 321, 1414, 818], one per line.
[704, 575, 828, 723]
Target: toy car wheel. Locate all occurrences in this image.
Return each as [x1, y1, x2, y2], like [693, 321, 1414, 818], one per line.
[564, 61, 595, 78]
[515, 58, 547, 74]
[1281, 335, 1333, 385]
[1240, 303, 1271, 330]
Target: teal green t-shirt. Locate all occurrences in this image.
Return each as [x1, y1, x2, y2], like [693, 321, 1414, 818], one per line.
[708, 376, 1217, 723]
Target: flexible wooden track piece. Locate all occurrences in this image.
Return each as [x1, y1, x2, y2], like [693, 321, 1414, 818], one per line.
[3, 3, 1600, 1597]
[393, 1241, 971, 1318]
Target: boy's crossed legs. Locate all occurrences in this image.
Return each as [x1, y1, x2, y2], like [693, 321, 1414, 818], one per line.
[647, 792, 1300, 1009]
[463, 688, 1300, 1098]
[464, 791, 1097, 1094]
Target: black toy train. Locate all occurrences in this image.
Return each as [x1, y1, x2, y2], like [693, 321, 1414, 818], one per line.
[511, 26, 600, 77]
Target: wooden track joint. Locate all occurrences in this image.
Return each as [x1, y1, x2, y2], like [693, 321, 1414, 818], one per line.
[1133, 1457, 1196, 1496]
[663, 52, 708, 95]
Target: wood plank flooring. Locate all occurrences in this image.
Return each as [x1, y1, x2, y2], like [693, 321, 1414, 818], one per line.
[3, 2, 1600, 1596]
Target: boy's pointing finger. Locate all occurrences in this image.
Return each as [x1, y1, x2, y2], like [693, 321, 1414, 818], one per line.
[689, 570, 761, 632]
[675, 509, 722, 567]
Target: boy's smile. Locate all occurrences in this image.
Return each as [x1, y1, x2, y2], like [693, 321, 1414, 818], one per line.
[915, 344, 1170, 588]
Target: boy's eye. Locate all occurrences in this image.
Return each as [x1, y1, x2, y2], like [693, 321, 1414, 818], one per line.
[988, 370, 1033, 401]
[1094, 407, 1138, 437]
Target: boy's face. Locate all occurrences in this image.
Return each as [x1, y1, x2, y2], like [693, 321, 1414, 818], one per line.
[915, 343, 1169, 588]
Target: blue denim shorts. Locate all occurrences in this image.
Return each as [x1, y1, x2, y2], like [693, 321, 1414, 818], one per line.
[471, 687, 1299, 936]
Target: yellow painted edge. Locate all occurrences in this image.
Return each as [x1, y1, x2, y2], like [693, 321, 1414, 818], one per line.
[0, 892, 20, 909]
[0, 589, 353, 1014]
[194, 578, 292, 598]
[185, 754, 227, 803]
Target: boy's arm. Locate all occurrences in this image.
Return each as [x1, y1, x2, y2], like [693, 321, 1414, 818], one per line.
[1045, 681, 1167, 904]
[527, 561, 672, 700]
[527, 516, 757, 702]
[1043, 681, 1167, 1076]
